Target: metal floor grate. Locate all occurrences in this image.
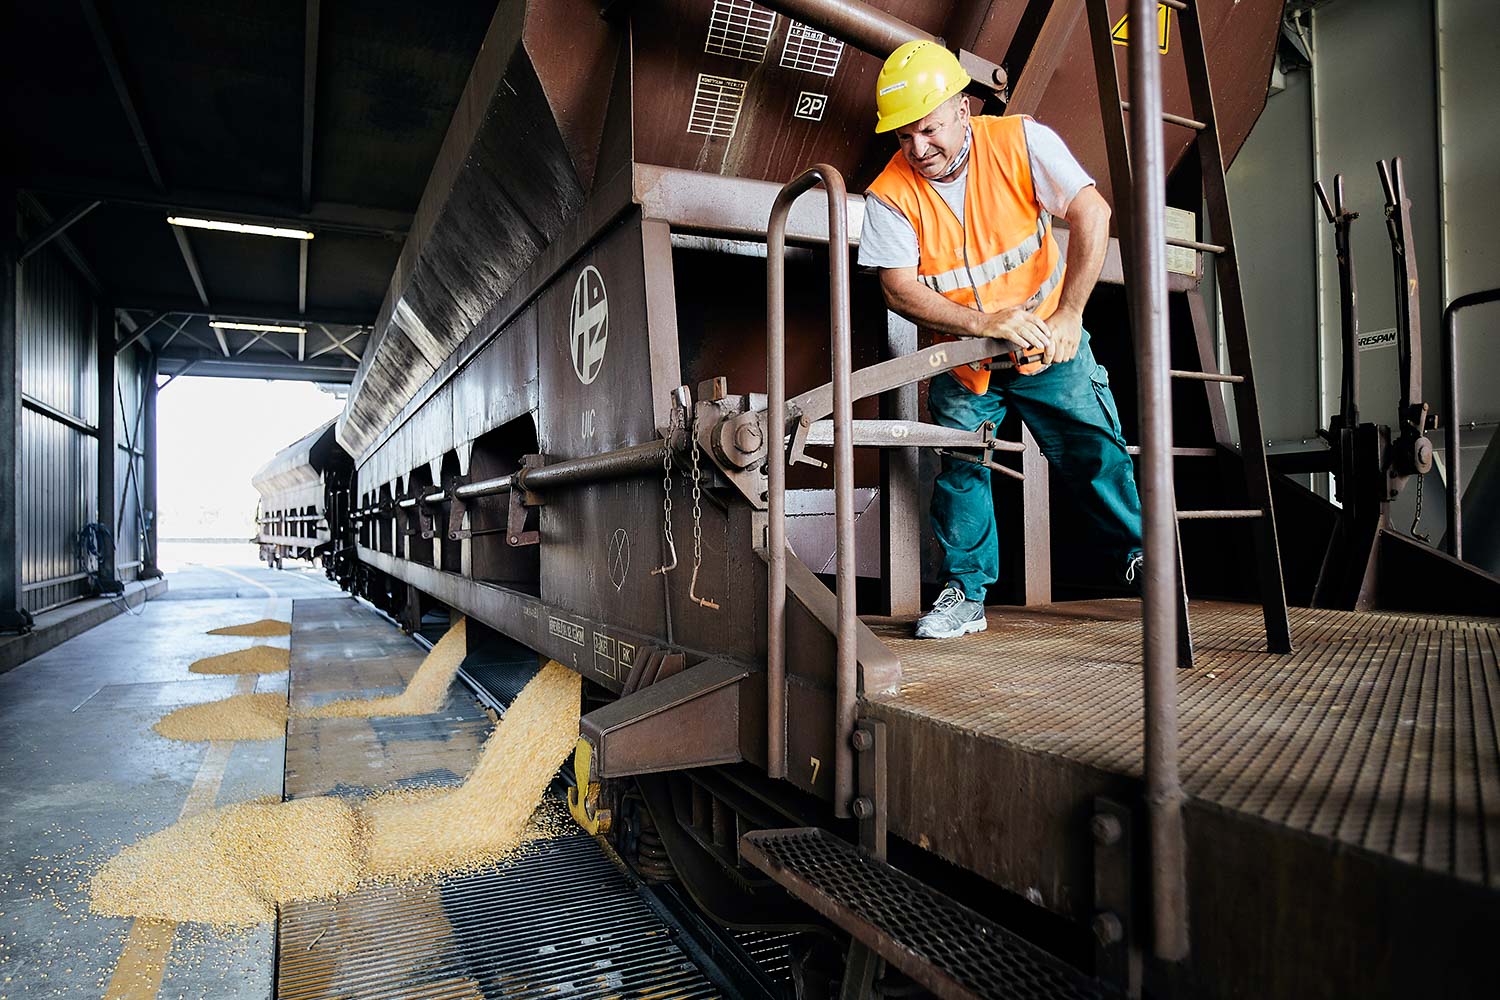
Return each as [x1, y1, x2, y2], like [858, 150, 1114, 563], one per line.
[741, 828, 1108, 1000]
[869, 600, 1500, 887]
[279, 833, 723, 1000]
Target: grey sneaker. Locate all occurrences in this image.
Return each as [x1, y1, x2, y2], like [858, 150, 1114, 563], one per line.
[915, 585, 987, 639]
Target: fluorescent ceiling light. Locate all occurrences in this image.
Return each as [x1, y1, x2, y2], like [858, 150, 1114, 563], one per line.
[209, 321, 307, 334]
[167, 216, 315, 240]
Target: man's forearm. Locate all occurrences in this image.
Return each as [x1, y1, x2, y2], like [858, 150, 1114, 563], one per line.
[881, 277, 991, 339]
[1054, 193, 1111, 318]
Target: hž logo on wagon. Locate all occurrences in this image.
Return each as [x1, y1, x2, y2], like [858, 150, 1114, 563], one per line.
[570, 265, 608, 385]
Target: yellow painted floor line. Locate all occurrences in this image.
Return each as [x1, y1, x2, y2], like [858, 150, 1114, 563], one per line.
[104, 595, 285, 998]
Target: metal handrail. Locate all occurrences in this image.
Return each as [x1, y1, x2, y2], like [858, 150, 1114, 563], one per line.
[766, 163, 856, 818]
[1121, 0, 1189, 960]
[1441, 287, 1500, 559]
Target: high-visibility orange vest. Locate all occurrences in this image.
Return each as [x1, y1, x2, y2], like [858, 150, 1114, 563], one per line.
[866, 114, 1066, 395]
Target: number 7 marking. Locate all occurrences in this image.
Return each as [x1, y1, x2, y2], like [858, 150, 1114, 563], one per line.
[809, 756, 821, 784]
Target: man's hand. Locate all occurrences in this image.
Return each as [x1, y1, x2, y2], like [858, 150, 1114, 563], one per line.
[1042, 306, 1083, 364]
[974, 308, 1051, 354]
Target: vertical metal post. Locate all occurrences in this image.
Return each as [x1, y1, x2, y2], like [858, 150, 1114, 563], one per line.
[97, 304, 117, 585]
[142, 350, 160, 578]
[880, 311, 920, 616]
[0, 184, 22, 618]
[1019, 426, 1051, 605]
[1128, 0, 1189, 962]
[1441, 288, 1500, 560]
[767, 164, 854, 816]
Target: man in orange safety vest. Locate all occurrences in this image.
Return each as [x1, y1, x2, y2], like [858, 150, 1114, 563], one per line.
[861, 41, 1144, 639]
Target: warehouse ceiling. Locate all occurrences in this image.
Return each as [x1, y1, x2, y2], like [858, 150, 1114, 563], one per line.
[6, 0, 498, 383]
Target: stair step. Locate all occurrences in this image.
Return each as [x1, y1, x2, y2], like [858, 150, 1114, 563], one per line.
[1124, 445, 1218, 457]
[1170, 368, 1243, 384]
[1177, 508, 1264, 521]
[1120, 100, 1206, 131]
[740, 827, 1114, 1000]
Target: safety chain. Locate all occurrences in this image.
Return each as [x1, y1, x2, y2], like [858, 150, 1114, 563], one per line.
[1410, 471, 1432, 545]
[650, 435, 678, 576]
[688, 411, 720, 610]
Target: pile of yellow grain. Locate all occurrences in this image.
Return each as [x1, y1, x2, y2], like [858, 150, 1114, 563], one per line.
[153, 693, 289, 742]
[207, 619, 291, 637]
[190, 645, 290, 675]
[93, 659, 582, 927]
[304, 618, 467, 718]
[364, 660, 581, 879]
[90, 798, 364, 926]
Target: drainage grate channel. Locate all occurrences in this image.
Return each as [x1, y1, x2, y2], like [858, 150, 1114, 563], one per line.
[278, 833, 724, 1000]
[741, 828, 1111, 1000]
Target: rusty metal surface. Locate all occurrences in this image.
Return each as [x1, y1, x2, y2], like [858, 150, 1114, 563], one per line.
[740, 827, 1110, 1000]
[867, 600, 1500, 890]
[284, 597, 491, 798]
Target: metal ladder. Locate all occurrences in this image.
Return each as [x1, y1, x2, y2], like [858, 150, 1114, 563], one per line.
[1084, 0, 1292, 662]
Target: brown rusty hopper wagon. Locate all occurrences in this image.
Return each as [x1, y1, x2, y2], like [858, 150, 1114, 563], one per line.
[245, 2, 1500, 997]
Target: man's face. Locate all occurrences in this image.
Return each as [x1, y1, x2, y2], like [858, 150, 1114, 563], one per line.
[895, 97, 968, 179]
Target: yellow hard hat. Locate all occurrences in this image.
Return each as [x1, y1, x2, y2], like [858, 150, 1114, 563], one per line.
[874, 40, 971, 134]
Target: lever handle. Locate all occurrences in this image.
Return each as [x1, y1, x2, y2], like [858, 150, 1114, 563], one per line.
[1313, 180, 1335, 224]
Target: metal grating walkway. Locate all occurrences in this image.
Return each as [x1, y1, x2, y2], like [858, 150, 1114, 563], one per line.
[869, 600, 1500, 887]
[278, 834, 722, 1000]
[741, 828, 1108, 1000]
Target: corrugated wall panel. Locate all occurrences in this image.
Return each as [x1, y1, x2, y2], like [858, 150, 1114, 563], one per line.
[18, 242, 99, 612]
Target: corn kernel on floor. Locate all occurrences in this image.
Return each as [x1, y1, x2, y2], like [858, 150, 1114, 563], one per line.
[0, 548, 337, 1000]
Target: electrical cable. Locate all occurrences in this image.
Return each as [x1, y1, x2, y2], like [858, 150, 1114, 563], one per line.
[76, 522, 148, 617]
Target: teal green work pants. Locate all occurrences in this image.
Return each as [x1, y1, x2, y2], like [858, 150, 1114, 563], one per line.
[927, 333, 1143, 600]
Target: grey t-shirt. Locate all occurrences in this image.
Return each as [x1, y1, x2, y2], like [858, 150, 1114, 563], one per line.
[858, 119, 1094, 270]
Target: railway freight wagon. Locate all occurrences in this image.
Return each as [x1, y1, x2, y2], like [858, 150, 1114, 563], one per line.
[259, 1, 1500, 997]
[251, 420, 353, 578]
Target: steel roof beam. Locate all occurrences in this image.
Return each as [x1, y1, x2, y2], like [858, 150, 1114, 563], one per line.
[155, 349, 359, 383]
[116, 296, 372, 327]
[26, 175, 410, 239]
[19, 200, 102, 262]
[80, 0, 165, 190]
[16, 194, 101, 292]
[310, 323, 361, 362]
[114, 311, 171, 354]
[170, 226, 211, 311]
[302, 0, 321, 210]
[298, 240, 309, 314]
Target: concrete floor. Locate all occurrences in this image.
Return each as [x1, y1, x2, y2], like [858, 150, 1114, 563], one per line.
[0, 543, 340, 1000]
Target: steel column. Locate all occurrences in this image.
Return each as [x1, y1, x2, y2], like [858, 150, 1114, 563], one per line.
[1127, 0, 1189, 963]
[0, 185, 21, 617]
[142, 351, 159, 578]
[1441, 287, 1500, 559]
[879, 312, 920, 616]
[97, 303, 117, 583]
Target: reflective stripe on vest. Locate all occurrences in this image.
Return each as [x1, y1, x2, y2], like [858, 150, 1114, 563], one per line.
[918, 212, 1052, 296]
